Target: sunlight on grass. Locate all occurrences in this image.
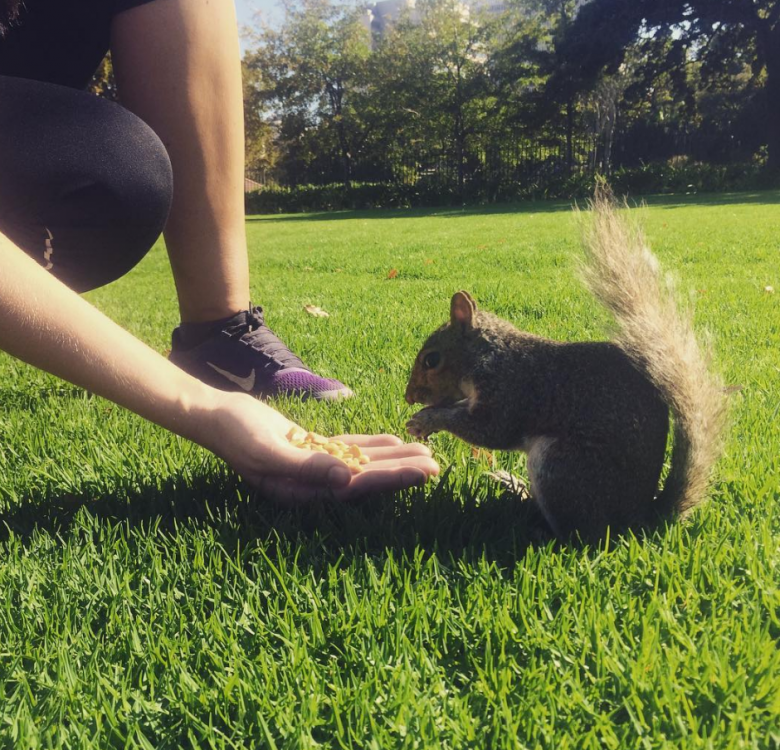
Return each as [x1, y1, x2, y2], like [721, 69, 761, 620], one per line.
[0, 193, 778, 748]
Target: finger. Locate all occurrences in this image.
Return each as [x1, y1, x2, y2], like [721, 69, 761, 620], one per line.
[256, 466, 427, 506]
[275, 448, 352, 489]
[255, 463, 435, 507]
[273, 442, 436, 489]
[359, 454, 440, 476]
[331, 434, 404, 448]
[360, 443, 433, 461]
[335, 467, 429, 501]
[255, 476, 333, 506]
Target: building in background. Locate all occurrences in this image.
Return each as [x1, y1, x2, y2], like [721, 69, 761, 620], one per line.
[361, 0, 418, 38]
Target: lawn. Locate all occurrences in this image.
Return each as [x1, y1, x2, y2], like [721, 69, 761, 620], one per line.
[0, 192, 778, 749]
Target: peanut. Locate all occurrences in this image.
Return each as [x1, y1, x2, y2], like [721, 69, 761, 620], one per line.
[285, 428, 370, 474]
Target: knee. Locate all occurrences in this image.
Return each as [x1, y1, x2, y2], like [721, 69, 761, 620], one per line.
[1, 79, 174, 243]
[0, 79, 174, 291]
[77, 102, 174, 251]
[54, 104, 174, 289]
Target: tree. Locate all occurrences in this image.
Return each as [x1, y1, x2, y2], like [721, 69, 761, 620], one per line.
[244, 0, 373, 186]
[242, 60, 277, 183]
[370, 0, 497, 193]
[527, 0, 585, 168]
[553, 0, 780, 171]
[88, 54, 118, 102]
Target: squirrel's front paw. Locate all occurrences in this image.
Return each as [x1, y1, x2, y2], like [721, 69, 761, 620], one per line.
[406, 410, 438, 440]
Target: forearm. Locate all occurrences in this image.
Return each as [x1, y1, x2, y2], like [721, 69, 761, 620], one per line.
[0, 230, 218, 445]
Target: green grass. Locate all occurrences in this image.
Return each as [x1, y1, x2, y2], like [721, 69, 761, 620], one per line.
[0, 191, 778, 749]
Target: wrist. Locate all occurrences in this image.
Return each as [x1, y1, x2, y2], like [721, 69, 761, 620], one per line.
[171, 375, 227, 450]
[180, 384, 273, 461]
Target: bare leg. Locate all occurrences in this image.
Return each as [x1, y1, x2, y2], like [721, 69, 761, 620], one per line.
[110, 0, 249, 323]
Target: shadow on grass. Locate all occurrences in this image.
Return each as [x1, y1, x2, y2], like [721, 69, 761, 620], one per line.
[629, 190, 780, 210]
[246, 200, 575, 224]
[245, 190, 780, 224]
[0, 467, 560, 567]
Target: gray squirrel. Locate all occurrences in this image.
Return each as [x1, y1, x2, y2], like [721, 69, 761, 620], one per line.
[405, 188, 727, 540]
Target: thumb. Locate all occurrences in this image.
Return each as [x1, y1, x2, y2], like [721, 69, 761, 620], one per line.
[282, 448, 352, 489]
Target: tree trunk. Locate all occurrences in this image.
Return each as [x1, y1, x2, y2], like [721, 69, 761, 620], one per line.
[329, 81, 352, 188]
[456, 119, 464, 199]
[455, 65, 465, 200]
[764, 43, 780, 176]
[759, 21, 780, 177]
[565, 97, 574, 174]
[340, 135, 352, 188]
[336, 109, 352, 188]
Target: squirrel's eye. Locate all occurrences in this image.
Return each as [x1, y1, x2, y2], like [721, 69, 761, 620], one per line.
[423, 351, 441, 369]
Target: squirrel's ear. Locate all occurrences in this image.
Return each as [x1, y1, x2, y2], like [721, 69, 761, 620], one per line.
[459, 290, 477, 308]
[450, 291, 476, 330]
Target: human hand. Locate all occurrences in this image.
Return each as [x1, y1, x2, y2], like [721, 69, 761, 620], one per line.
[201, 392, 439, 503]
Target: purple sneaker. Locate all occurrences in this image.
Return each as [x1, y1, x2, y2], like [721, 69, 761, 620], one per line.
[169, 306, 353, 401]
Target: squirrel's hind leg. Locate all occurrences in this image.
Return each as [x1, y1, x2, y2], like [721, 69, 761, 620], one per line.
[485, 469, 554, 543]
[485, 470, 530, 500]
[528, 439, 652, 541]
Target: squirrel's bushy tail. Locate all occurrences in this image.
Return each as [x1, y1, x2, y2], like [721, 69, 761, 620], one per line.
[579, 185, 727, 518]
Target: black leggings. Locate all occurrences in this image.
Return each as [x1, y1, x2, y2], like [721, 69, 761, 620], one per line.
[0, 75, 172, 292]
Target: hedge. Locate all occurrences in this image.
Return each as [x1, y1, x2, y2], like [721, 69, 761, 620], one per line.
[245, 161, 777, 214]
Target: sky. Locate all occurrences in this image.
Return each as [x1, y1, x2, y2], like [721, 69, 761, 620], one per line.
[234, 0, 283, 48]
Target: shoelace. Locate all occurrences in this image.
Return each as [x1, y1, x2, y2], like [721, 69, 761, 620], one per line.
[224, 307, 306, 371]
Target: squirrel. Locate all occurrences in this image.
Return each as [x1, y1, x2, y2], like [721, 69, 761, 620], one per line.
[405, 188, 727, 540]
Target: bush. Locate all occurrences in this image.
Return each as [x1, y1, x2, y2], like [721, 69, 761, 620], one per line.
[610, 159, 772, 196]
[245, 182, 417, 214]
[244, 161, 779, 214]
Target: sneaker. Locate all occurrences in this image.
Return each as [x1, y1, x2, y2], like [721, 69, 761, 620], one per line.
[169, 306, 353, 401]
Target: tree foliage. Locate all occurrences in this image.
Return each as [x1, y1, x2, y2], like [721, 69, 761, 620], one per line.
[88, 54, 118, 102]
[241, 0, 780, 188]
[244, 0, 374, 184]
[553, 0, 780, 167]
[242, 60, 278, 181]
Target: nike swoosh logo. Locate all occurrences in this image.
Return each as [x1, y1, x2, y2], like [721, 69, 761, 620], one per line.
[207, 362, 256, 392]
